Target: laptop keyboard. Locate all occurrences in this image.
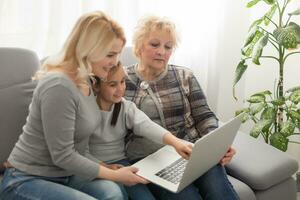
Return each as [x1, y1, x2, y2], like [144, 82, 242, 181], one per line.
[155, 158, 187, 184]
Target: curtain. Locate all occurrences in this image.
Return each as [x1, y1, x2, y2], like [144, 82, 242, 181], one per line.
[0, 0, 226, 90]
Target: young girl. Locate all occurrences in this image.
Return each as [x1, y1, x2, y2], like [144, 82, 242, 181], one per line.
[89, 62, 193, 200]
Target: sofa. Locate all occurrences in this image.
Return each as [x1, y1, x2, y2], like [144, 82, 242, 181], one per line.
[0, 47, 299, 200]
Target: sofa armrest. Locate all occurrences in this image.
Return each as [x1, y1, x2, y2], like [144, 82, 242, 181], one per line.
[226, 132, 299, 190]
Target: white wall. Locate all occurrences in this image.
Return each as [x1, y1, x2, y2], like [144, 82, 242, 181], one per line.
[207, 0, 249, 120]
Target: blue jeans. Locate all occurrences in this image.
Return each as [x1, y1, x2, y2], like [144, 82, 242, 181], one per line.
[0, 168, 127, 200]
[147, 164, 240, 200]
[112, 159, 155, 200]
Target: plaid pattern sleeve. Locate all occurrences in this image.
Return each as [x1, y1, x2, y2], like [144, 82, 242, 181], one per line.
[125, 64, 218, 143]
[185, 71, 219, 137]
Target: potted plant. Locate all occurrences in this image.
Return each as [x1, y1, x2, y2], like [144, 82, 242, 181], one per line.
[233, 0, 300, 151]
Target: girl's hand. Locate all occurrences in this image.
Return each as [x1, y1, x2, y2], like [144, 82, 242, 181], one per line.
[220, 146, 236, 166]
[172, 139, 193, 160]
[163, 133, 193, 160]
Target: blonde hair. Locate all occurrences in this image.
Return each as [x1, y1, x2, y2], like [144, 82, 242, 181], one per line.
[132, 15, 179, 58]
[35, 11, 126, 88]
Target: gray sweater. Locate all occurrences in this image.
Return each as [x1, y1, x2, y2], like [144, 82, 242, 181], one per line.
[89, 99, 167, 163]
[8, 72, 101, 180]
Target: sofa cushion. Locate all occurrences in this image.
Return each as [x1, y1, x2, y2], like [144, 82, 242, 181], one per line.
[0, 48, 39, 173]
[228, 175, 256, 200]
[255, 177, 297, 200]
[226, 133, 299, 190]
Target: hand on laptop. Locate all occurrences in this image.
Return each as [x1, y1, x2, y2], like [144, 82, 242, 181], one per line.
[163, 133, 193, 160]
[98, 165, 149, 186]
[114, 166, 150, 186]
[220, 146, 236, 166]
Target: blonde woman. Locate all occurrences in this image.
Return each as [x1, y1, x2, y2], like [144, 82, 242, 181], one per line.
[125, 16, 240, 200]
[0, 11, 147, 200]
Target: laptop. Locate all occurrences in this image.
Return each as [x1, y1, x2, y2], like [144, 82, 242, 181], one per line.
[132, 114, 242, 193]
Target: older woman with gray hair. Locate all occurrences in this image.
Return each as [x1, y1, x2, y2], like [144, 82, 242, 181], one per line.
[125, 15, 240, 200]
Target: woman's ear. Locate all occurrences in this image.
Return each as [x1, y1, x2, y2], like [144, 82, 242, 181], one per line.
[90, 75, 101, 95]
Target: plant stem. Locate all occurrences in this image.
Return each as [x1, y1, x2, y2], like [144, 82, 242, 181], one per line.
[262, 132, 268, 143]
[275, 1, 282, 27]
[264, 16, 278, 28]
[269, 39, 280, 51]
[277, 44, 284, 130]
[258, 26, 275, 37]
[260, 56, 280, 63]
[250, 115, 258, 124]
[283, 51, 300, 64]
[285, 15, 291, 27]
[275, 0, 285, 130]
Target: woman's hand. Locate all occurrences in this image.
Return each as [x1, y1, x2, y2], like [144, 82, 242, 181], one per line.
[98, 165, 149, 186]
[220, 146, 236, 166]
[163, 133, 193, 160]
[114, 166, 149, 186]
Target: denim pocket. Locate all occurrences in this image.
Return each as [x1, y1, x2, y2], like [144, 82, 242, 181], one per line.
[1, 168, 34, 192]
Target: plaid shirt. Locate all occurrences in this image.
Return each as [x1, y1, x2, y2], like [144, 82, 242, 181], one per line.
[125, 64, 218, 143]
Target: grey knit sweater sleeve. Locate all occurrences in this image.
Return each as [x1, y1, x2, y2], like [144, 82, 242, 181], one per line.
[40, 84, 99, 178]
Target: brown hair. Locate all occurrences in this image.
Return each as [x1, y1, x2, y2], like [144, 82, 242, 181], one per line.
[94, 62, 123, 126]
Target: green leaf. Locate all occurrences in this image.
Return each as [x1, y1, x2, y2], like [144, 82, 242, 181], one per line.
[252, 34, 269, 65]
[263, 0, 275, 4]
[287, 110, 300, 121]
[242, 31, 264, 57]
[289, 7, 300, 16]
[281, 120, 296, 136]
[261, 107, 276, 120]
[235, 108, 249, 116]
[289, 22, 300, 43]
[271, 97, 285, 106]
[270, 132, 289, 151]
[242, 114, 250, 123]
[252, 49, 262, 65]
[250, 119, 273, 138]
[249, 102, 266, 115]
[287, 86, 300, 93]
[273, 22, 300, 49]
[252, 90, 272, 97]
[264, 4, 277, 26]
[244, 27, 259, 47]
[247, 95, 265, 103]
[247, 0, 261, 7]
[249, 18, 263, 31]
[233, 60, 248, 86]
[289, 90, 300, 104]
